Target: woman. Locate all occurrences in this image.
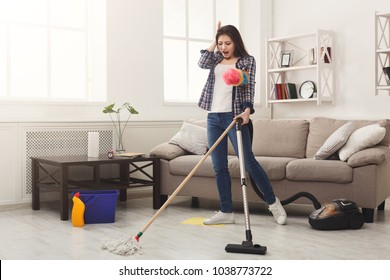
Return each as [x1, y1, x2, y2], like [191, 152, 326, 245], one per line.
[198, 23, 287, 225]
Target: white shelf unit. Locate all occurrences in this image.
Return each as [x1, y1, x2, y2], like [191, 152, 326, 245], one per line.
[375, 12, 390, 95]
[266, 30, 335, 106]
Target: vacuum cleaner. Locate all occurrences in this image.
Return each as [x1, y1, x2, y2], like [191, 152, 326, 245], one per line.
[252, 186, 364, 230]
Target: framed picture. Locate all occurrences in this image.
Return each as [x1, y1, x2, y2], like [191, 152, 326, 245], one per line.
[280, 50, 293, 67]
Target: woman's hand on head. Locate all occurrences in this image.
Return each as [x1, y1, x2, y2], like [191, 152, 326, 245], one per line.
[207, 21, 222, 52]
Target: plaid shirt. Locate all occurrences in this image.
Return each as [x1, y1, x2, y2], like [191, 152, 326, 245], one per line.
[198, 50, 256, 117]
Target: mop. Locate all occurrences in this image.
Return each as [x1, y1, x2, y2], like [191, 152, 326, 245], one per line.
[102, 119, 238, 255]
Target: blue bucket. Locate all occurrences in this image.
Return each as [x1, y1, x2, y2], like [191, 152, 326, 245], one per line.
[75, 190, 119, 224]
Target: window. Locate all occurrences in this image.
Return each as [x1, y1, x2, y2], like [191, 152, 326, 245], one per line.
[163, 0, 239, 103]
[0, 0, 106, 102]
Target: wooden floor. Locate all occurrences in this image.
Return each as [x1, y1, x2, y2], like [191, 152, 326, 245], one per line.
[1, 187, 390, 260]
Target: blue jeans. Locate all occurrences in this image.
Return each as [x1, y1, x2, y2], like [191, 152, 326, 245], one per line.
[207, 112, 276, 213]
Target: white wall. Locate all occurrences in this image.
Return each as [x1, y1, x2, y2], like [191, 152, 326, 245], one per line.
[271, 0, 390, 120]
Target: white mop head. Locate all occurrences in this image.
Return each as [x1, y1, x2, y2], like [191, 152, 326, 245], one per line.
[101, 235, 144, 255]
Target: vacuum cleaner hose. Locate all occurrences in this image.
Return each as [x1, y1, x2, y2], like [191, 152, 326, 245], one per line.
[280, 191, 322, 210]
[249, 178, 322, 210]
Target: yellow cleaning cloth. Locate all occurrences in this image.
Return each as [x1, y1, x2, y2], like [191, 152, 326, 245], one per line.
[180, 217, 224, 227]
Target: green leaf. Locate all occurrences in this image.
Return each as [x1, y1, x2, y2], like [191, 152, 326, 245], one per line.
[102, 103, 116, 113]
[103, 102, 138, 114]
[126, 105, 139, 114]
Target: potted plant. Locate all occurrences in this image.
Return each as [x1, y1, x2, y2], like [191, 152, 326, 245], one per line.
[103, 102, 139, 153]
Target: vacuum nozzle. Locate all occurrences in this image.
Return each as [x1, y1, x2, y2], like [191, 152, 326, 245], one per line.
[226, 230, 266, 255]
[225, 242, 267, 255]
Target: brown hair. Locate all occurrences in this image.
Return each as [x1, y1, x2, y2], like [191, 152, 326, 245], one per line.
[216, 25, 249, 57]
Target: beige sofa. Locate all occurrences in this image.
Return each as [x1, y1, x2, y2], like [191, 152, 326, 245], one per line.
[150, 117, 390, 223]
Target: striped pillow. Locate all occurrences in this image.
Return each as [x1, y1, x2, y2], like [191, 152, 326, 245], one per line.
[314, 122, 354, 160]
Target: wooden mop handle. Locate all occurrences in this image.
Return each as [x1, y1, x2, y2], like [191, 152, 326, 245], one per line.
[139, 119, 238, 235]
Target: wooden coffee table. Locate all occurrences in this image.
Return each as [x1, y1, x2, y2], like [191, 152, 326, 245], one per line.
[31, 154, 160, 220]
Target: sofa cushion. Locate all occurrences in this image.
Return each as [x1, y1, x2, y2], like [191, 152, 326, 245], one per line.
[314, 122, 354, 160]
[169, 122, 207, 155]
[339, 124, 386, 161]
[306, 117, 390, 158]
[286, 158, 353, 183]
[252, 119, 309, 158]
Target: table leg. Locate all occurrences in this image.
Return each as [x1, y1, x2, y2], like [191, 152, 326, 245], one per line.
[60, 165, 69, 221]
[152, 158, 163, 209]
[119, 162, 130, 201]
[32, 159, 40, 210]
[93, 164, 100, 184]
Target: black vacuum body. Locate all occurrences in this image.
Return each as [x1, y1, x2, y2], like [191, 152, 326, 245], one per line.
[309, 199, 365, 230]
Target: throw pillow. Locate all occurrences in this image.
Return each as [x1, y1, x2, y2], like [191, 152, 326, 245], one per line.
[338, 124, 386, 161]
[314, 121, 354, 160]
[149, 142, 187, 160]
[169, 122, 208, 155]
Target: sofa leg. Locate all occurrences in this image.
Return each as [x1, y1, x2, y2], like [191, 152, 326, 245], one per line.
[191, 197, 199, 208]
[378, 201, 385, 211]
[362, 208, 374, 223]
[153, 194, 167, 209]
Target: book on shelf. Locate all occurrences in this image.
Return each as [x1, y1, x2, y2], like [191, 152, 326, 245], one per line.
[383, 67, 390, 86]
[274, 83, 298, 100]
[276, 83, 282, 99]
[287, 83, 298, 99]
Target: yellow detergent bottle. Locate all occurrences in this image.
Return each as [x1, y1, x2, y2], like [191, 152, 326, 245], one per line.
[71, 192, 85, 227]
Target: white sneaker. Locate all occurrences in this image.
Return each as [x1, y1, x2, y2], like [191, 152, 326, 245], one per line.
[203, 211, 235, 225]
[268, 197, 287, 225]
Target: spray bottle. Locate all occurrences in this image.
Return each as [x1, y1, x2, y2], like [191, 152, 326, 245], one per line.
[71, 192, 85, 227]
